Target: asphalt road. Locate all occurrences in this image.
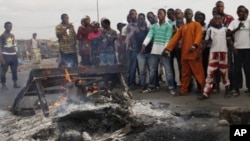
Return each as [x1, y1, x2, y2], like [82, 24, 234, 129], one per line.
[1, 58, 250, 113]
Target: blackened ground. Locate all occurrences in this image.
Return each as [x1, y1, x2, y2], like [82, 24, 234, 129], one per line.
[124, 124, 229, 141]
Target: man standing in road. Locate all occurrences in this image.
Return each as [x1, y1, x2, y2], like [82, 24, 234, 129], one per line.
[0, 21, 20, 90]
[163, 9, 205, 96]
[31, 33, 41, 64]
[55, 13, 78, 68]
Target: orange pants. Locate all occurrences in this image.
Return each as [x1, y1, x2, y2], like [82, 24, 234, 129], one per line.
[181, 59, 205, 94]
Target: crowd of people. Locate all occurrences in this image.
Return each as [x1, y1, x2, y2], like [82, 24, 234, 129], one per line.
[1, 1, 250, 101]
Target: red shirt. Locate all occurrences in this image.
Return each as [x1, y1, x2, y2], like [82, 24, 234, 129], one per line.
[77, 25, 93, 55]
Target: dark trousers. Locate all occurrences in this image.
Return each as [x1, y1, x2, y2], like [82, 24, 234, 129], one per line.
[170, 47, 182, 86]
[81, 55, 91, 66]
[1, 54, 18, 84]
[233, 49, 250, 89]
[58, 52, 78, 68]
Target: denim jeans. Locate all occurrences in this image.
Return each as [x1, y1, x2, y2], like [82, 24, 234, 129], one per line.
[99, 53, 115, 66]
[59, 52, 78, 68]
[126, 50, 138, 87]
[148, 54, 175, 89]
[81, 55, 91, 66]
[137, 53, 150, 89]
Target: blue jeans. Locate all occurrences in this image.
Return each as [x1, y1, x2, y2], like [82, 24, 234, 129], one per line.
[126, 50, 138, 86]
[137, 53, 150, 89]
[148, 54, 175, 89]
[59, 52, 78, 68]
[81, 55, 91, 66]
[99, 53, 115, 66]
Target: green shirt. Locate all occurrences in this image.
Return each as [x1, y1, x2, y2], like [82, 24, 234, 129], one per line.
[143, 22, 173, 55]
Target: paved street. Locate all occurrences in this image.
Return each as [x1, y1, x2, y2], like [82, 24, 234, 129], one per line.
[1, 58, 250, 113]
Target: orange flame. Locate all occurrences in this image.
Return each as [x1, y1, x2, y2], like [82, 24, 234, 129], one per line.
[64, 68, 72, 82]
[49, 96, 67, 108]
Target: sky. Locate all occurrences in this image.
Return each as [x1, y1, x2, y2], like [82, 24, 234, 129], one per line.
[0, 0, 249, 40]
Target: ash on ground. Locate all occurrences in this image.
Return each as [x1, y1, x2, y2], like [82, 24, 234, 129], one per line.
[0, 98, 230, 141]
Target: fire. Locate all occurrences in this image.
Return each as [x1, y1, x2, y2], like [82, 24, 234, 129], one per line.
[49, 96, 67, 108]
[64, 68, 72, 82]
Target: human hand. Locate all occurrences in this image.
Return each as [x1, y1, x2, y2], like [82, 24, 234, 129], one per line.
[237, 22, 244, 29]
[0, 55, 5, 65]
[161, 49, 170, 58]
[195, 51, 202, 60]
[188, 45, 196, 53]
[66, 23, 73, 29]
[140, 45, 146, 54]
[231, 47, 238, 55]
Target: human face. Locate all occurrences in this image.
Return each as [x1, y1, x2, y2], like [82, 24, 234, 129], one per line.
[175, 9, 183, 20]
[195, 14, 204, 24]
[213, 15, 222, 26]
[5, 23, 12, 32]
[212, 7, 217, 16]
[184, 9, 193, 22]
[129, 10, 137, 22]
[237, 7, 247, 21]
[157, 9, 166, 22]
[147, 13, 156, 24]
[62, 14, 69, 24]
[167, 10, 175, 21]
[84, 17, 91, 25]
[138, 15, 145, 26]
[216, 2, 224, 14]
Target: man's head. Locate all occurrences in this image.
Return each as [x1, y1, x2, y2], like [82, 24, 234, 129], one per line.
[101, 19, 111, 29]
[184, 8, 193, 22]
[91, 21, 100, 33]
[61, 13, 69, 24]
[216, 1, 224, 15]
[167, 8, 175, 21]
[195, 12, 206, 24]
[237, 5, 247, 21]
[138, 13, 146, 26]
[157, 8, 167, 22]
[33, 33, 37, 39]
[117, 22, 126, 32]
[147, 11, 157, 24]
[81, 15, 91, 26]
[212, 14, 223, 27]
[129, 9, 137, 23]
[175, 9, 184, 20]
[4, 21, 12, 32]
[212, 7, 217, 16]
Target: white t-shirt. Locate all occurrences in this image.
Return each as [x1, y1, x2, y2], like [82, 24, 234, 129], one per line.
[31, 38, 38, 48]
[228, 19, 250, 49]
[205, 26, 228, 52]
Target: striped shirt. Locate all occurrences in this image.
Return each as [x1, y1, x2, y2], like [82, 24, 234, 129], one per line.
[143, 22, 173, 55]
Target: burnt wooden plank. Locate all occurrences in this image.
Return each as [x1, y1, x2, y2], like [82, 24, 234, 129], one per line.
[35, 79, 49, 117]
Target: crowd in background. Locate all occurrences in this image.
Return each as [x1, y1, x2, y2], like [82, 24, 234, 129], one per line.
[1, 1, 250, 101]
[54, 0, 250, 100]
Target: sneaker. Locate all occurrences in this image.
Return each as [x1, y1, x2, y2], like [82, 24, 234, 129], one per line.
[170, 89, 176, 96]
[156, 86, 160, 90]
[197, 94, 209, 100]
[142, 87, 156, 93]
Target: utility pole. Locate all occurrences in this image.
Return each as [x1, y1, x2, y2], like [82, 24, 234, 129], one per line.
[97, 0, 99, 22]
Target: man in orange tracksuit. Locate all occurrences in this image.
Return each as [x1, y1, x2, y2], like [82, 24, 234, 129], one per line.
[163, 8, 205, 96]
